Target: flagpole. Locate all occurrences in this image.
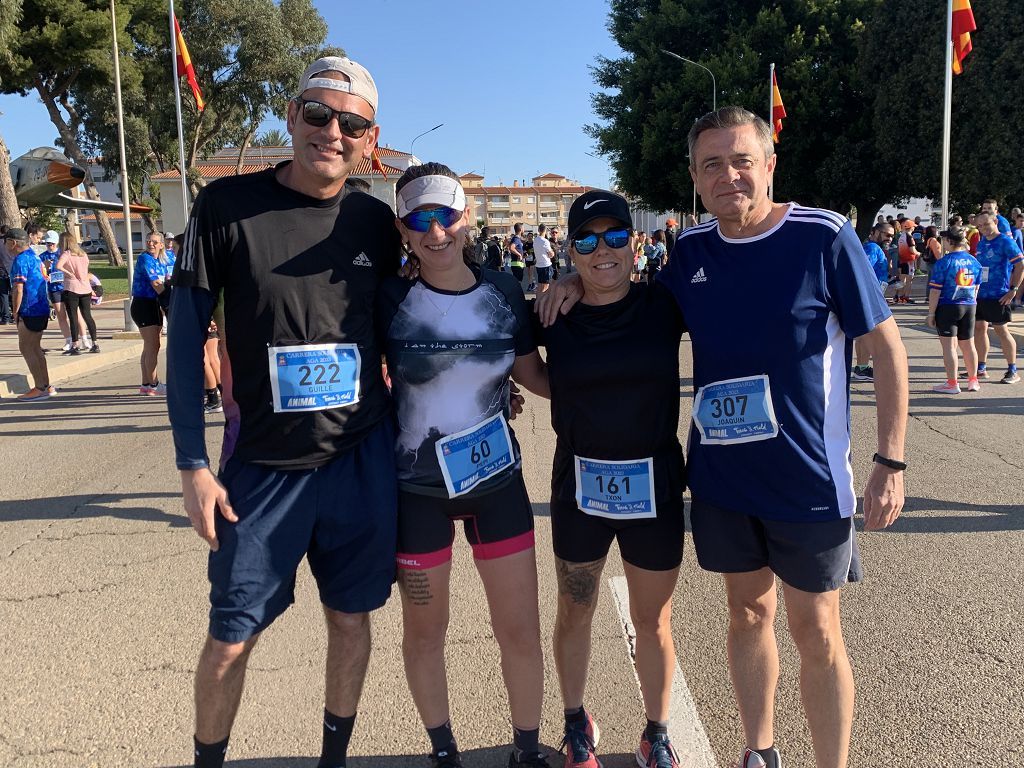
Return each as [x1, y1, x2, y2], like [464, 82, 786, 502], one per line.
[110, 0, 136, 331]
[169, 0, 190, 225]
[941, 0, 955, 228]
[769, 62, 775, 202]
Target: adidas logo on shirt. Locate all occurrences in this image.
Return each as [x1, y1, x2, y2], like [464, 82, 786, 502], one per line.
[690, 267, 707, 284]
[353, 252, 373, 267]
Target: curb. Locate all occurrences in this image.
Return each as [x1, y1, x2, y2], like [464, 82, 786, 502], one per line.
[0, 341, 144, 399]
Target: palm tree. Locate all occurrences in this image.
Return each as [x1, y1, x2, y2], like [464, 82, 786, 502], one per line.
[254, 129, 290, 147]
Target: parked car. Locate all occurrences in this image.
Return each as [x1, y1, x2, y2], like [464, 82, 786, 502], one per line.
[80, 239, 125, 255]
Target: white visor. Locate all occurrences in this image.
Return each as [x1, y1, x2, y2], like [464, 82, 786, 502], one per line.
[396, 175, 466, 218]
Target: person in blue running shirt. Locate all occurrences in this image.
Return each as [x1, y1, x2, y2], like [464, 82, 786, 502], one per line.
[540, 106, 909, 768]
[852, 221, 895, 381]
[6, 227, 54, 401]
[972, 213, 1023, 384]
[926, 227, 983, 393]
[131, 232, 171, 394]
[980, 198, 1012, 236]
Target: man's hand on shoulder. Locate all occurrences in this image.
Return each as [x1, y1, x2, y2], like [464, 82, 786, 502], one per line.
[535, 272, 582, 326]
[181, 467, 237, 551]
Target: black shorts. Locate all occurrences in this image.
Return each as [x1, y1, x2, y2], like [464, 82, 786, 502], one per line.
[975, 298, 1011, 326]
[935, 303, 976, 339]
[689, 497, 862, 593]
[550, 495, 684, 571]
[898, 262, 915, 276]
[17, 314, 48, 333]
[536, 266, 552, 284]
[396, 471, 535, 570]
[511, 266, 525, 282]
[130, 296, 163, 328]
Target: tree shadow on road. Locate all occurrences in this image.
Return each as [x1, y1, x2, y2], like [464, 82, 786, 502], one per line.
[0, 492, 187, 528]
[859, 495, 1024, 533]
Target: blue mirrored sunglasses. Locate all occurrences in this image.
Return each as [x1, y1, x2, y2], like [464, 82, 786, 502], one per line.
[572, 228, 630, 254]
[402, 207, 463, 233]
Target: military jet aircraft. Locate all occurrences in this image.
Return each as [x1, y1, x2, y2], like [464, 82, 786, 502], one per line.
[9, 146, 151, 212]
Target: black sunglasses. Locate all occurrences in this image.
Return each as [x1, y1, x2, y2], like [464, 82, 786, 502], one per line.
[299, 99, 373, 138]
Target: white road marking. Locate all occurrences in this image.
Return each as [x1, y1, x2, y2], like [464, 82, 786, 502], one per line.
[609, 575, 719, 768]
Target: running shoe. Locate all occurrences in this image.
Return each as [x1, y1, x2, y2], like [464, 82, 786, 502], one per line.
[904, 297, 917, 304]
[636, 733, 679, 767]
[62, 347, 80, 356]
[851, 365, 873, 381]
[508, 750, 551, 767]
[932, 381, 961, 394]
[429, 747, 463, 767]
[16, 386, 54, 402]
[204, 395, 224, 414]
[1001, 370, 1020, 384]
[61, 341, 72, 352]
[560, 713, 601, 768]
[739, 746, 783, 768]
[152, 382, 167, 395]
[965, 379, 981, 392]
[89, 343, 100, 354]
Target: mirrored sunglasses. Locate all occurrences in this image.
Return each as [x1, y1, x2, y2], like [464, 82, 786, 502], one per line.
[402, 207, 463, 233]
[573, 228, 630, 255]
[300, 99, 373, 138]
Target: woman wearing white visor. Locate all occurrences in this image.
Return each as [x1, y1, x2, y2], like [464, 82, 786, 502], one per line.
[377, 163, 551, 768]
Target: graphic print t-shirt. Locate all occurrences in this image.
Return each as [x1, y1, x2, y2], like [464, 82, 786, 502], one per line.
[974, 234, 1023, 300]
[928, 252, 983, 305]
[377, 267, 536, 496]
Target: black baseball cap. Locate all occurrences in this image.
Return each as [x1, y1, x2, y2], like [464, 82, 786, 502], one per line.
[4, 227, 27, 241]
[568, 189, 633, 240]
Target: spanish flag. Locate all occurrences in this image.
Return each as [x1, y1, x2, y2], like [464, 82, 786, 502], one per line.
[771, 70, 786, 144]
[173, 14, 205, 111]
[371, 147, 388, 179]
[951, 0, 977, 75]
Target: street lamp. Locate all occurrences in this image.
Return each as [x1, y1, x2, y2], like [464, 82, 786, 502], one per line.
[410, 123, 444, 157]
[661, 50, 717, 224]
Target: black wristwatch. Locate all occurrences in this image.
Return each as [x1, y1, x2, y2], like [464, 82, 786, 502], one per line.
[872, 453, 907, 471]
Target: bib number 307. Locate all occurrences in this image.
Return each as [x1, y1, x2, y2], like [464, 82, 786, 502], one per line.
[692, 374, 779, 445]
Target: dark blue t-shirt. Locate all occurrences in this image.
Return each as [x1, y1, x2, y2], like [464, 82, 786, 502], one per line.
[975, 233, 1023, 299]
[659, 204, 891, 522]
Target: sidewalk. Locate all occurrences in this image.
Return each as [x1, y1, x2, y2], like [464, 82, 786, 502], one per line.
[0, 299, 145, 399]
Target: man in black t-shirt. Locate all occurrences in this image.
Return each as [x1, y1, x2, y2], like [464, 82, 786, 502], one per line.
[168, 56, 401, 768]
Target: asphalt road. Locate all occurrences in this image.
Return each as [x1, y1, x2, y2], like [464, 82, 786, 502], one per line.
[0, 302, 1021, 767]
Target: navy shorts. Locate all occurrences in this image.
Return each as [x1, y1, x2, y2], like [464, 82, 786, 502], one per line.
[536, 266, 552, 284]
[18, 314, 48, 333]
[396, 471, 535, 571]
[689, 497, 862, 593]
[209, 418, 398, 642]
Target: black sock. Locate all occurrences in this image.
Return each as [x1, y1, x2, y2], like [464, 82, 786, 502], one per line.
[513, 726, 540, 755]
[426, 720, 457, 755]
[644, 719, 669, 742]
[564, 705, 587, 728]
[753, 745, 779, 768]
[193, 735, 228, 768]
[318, 709, 356, 768]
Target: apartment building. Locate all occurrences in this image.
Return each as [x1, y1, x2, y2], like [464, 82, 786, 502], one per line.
[461, 172, 592, 236]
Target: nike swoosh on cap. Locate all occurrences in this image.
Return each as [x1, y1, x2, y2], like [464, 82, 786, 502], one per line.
[583, 199, 608, 210]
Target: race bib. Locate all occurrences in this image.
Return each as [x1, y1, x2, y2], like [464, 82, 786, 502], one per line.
[436, 413, 514, 498]
[692, 374, 779, 445]
[951, 284, 977, 302]
[574, 456, 656, 520]
[267, 343, 360, 413]
[981, 266, 990, 283]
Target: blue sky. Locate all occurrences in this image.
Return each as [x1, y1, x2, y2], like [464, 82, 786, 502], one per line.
[1, 0, 624, 188]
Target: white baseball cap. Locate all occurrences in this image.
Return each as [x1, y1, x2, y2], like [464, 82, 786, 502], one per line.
[44, 230, 60, 244]
[297, 56, 378, 114]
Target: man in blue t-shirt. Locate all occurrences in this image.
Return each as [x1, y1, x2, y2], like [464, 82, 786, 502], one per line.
[973, 213, 1023, 383]
[852, 221, 895, 380]
[539, 106, 908, 768]
[926, 227, 983, 392]
[980, 198, 1012, 236]
[5, 227, 54, 401]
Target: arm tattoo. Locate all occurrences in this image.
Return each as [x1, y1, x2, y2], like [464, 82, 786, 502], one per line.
[399, 570, 434, 607]
[555, 558, 605, 607]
